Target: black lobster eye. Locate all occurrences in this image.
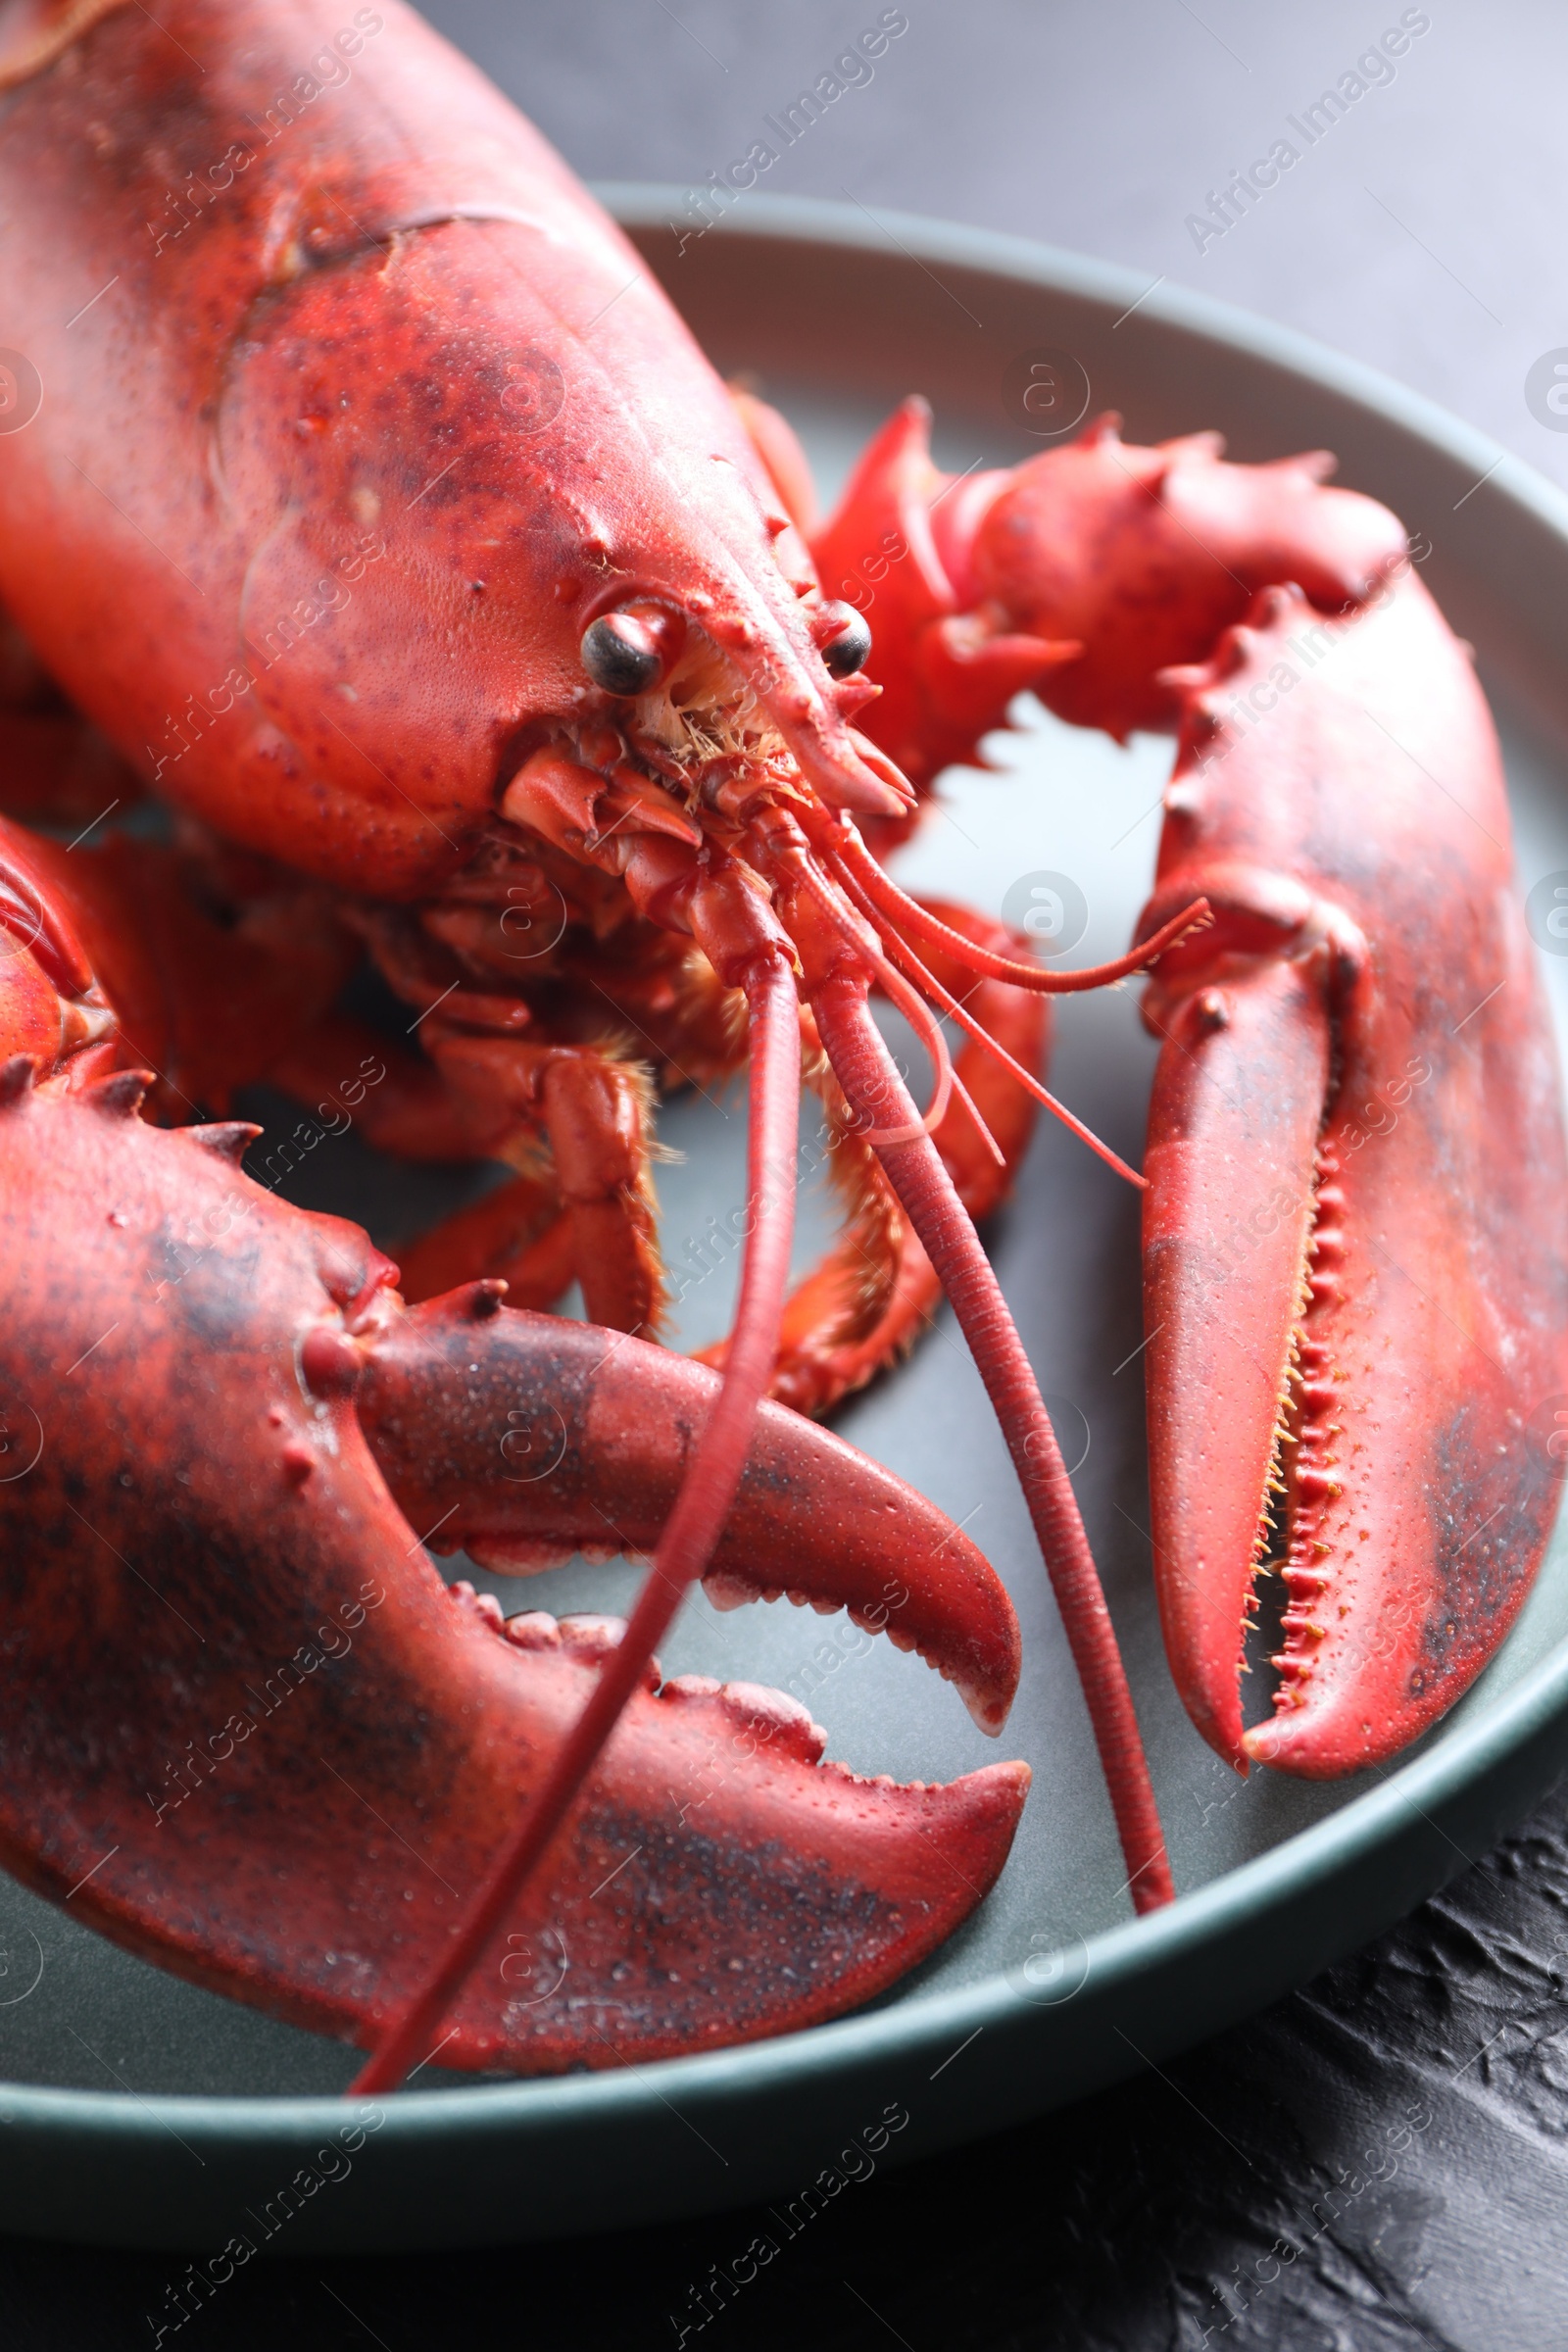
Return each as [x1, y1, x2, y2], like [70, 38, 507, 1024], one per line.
[817, 601, 872, 679]
[580, 611, 665, 695]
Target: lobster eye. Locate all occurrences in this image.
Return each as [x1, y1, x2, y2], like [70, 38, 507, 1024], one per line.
[817, 601, 872, 679]
[580, 608, 679, 696]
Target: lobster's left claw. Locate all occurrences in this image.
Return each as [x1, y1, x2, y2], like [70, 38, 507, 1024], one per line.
[1140, 956, 1329, 1771]
[1139, 577, 1568, 1777]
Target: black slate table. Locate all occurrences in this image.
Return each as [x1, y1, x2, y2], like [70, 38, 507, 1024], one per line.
[8, 1786, 1568, 2345]
[7, 3, 1568, 2343]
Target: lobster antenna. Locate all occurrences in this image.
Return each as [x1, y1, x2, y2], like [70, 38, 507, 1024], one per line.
[790, 851, 958, 1146]
[775, 827, 1170, 1900]
[792, 844, 1003, 1164]
[832, 828, 1210, 995]
[352, 951, 803, 2096]
[832, 857, 1148, 1190]
[810, 975, 1174, 1913]
[845, 936, 955, 1145]
[947, 1067, 1007, 1170]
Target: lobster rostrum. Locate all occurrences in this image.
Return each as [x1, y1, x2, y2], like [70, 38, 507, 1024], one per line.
[0, 0, 1190, 2083]
[814, 401, 1568, 1776]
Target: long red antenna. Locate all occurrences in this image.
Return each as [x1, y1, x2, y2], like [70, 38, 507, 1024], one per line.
[856, 942, 956, 1144]
[800, 846, 1004, 1167]
[812, 973, 1174, 1915]
[947, 1066, 1006, 1170]
[832, 827, 1209, 994]
[831, 855, 1148, 1190]
[351, 949, 803, 2094]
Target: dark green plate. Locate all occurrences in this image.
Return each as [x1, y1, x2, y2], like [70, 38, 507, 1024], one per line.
[4, 194, 1568, 2251]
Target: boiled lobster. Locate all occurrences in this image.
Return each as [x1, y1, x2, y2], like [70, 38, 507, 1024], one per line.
[0, 0, 1560, 2094]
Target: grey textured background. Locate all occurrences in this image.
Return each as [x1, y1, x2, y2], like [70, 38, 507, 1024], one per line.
[424, 0, 1566, 491]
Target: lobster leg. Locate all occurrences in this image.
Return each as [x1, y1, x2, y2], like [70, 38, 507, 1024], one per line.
[264, 1007, 500, 1162]
[341, 1021, 669, 1337]
[532, 1047, 665, 1333]
[262, 1010, 592, 1303]
[393, 1180, 578, 1308]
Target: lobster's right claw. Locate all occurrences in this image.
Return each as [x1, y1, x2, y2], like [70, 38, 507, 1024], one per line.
[359, 1293, 1022, 1738]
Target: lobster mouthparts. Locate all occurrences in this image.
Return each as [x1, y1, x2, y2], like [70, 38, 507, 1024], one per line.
[0, 1068, 1026, 2073]
[1139, 574, 1568, 1777]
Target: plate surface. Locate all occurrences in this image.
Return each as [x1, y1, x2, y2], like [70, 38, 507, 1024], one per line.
[6, 194, 1568, 2251]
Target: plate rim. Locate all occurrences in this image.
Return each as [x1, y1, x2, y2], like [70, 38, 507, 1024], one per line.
[600, 183, 1568, 554]
[7, 186, 1568, 2162]
[6, 1587, 1568, 2148]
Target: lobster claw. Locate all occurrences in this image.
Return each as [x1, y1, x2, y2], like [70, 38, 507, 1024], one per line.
[809, 397, 1078, 790]
[0, 1068, 1026, 2072]
[359, 1294, 1021, 1736]
[1140, 954, 1329, 1770]
[1138, 576, 1568, 1776]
